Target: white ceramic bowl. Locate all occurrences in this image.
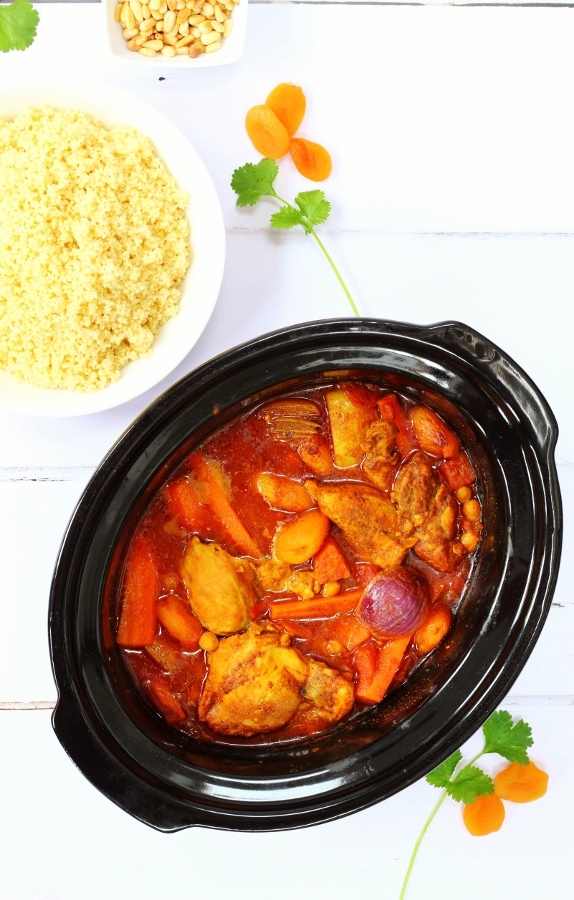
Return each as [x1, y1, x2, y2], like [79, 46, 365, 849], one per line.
[104, 0, 248, 68]
[0, 83, 225, 417]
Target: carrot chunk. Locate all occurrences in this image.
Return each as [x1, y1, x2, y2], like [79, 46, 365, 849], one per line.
[162, 477, 209, 532]
[312, 535, 351, 583]
[156, 594, 204, 650]
[439, 450, 476, 491]
[189, 452, 261, 557]
[148, 679, 187, 725]
[463, 793, 505, 836]
[269, 588, 363, 621]
[413, 603, 452, 656]
[353, 634, 411, 704]
[289, 137, 332, 181]
[245, 104, 290, 159]
[494, 760, 549, 803]
[117, 536, 159, 648]
[265, 83, 306, 136]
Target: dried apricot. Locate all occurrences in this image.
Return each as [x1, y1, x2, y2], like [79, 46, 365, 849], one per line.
[289, 137, 332, 182]
[494, 760, 549, 803]
[463, 793, 505, 836]
[245, 104, 290, 159]
[265, 83, 307, 136]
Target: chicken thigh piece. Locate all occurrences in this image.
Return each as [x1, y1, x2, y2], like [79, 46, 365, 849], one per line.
[304, 479, 411, 569]
[289, 658, 355, 736]
[391, 452, 460, 572]
[198, 622, 309, 736]
[180, 537, 257, 635]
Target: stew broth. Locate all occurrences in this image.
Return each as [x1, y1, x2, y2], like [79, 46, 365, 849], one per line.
[115, 381, 483, 743]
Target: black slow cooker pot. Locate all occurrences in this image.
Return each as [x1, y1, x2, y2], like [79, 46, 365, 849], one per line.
[48, 319, 562, 832]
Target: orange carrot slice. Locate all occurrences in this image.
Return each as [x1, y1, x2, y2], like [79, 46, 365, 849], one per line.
[353, 634, 411, 704]
[289, 137, 332, 181]
[148, 679, 187, 725]
[312, 535, 351, 583]
[269, 589, 363, 621]
[117, 536, 159, 648]
[189, 452, 261, 557]
[156, 594, 204, 650]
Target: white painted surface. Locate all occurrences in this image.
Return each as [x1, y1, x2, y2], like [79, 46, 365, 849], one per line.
[1, 4, 573, 898]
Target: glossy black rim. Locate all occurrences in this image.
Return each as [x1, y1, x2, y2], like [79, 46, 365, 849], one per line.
[48, 318, 562, 832]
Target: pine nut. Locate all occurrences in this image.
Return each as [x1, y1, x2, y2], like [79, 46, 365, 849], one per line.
[130, 0, 143, 22]
[115, 0, 236, 58]
[164, 10, 176, 31]
[200, 29, 219, 44]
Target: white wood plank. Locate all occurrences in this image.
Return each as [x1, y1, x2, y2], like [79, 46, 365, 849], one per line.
[0, 703, 571, 899]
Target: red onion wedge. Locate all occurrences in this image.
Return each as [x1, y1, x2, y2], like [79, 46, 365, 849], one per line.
[356, 567, 430, 640]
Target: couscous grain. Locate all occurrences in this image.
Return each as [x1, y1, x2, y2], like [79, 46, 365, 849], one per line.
[0, 106, 190, 391]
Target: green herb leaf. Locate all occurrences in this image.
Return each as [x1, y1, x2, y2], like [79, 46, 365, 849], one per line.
[0, 0, 39, 53]
[295, 190, 331, 229]
[482, 710, 533, 764]
[446, 764, 494, 804]
[231, 159, 279, 207]
[426, 750, 463, 789]
[270, 204, 303, 230]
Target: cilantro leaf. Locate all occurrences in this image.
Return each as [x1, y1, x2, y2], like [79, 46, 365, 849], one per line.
[0, 0, 39, 53]
[270, 205, 303, 230]
[482, 710, 533, 764]
[446, 764, 494, 804]
[426, 750, 462, 789]
[295, 190, 331, 229]
[231, 159, 279, 207]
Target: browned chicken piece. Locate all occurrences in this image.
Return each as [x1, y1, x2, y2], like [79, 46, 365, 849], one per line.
[197, 622, 309, 736]
[304, 479, 411, 569]
[361, 419, 400, 491]
[414, 482, 460, 572]
[180, 537, 257, 635]
[391, 451, 436, 531]
[289, 658, 355, 736]
[392, 452, 460, 573]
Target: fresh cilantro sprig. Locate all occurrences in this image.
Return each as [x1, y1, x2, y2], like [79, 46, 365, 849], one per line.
[231, 158, 360, 317]
[0, 0, 38, 53]
[400, 710, 534, 899]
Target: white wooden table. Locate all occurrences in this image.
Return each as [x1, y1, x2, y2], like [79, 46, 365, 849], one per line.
[1, 2, 573, 897]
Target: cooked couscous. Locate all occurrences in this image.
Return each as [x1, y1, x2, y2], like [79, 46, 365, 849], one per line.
[0, 106, 190, 391]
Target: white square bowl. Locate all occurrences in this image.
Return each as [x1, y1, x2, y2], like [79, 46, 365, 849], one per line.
[105, 0, 248, 67]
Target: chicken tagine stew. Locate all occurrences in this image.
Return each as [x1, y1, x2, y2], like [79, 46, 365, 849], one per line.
[115, 381, 483, 742]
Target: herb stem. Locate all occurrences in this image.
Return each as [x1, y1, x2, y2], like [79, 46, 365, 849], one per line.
[310, 228, 360, 317]
[272, 187, 359, 317]
[399, 789, 448, 900]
